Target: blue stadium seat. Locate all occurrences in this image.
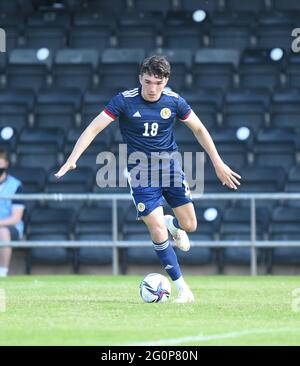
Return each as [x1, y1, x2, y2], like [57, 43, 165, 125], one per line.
[255, 128, 297, 151]
[75, 236, 113, 269]
[120, 10, 164, 32]
[17, 128, 64, 170]
[6, 49, 53, 91]
[99, 49, 144, 90]
[253, 129, 297, 170]
[24, 26, 66, 49]
[165, 11, 202, 27]
[256, 25, 292, 50]
[182, 88, 222, 130]
[175, 246, 214, 265]
[238, 165, 286, 192]
[258, 12, 298, 27]
[270, 89, 300, 130]
[223, 89, 268, 132]
[9, 166, 46, 193]
[34, 105, 74, 133]
[272, 0, 300, 11]
[74, 204, 115, 268]
[239, 63, 280, 90]
[70, 26, 111, 50]
[18, 0, 33, 13]
[117, 25, 158, 50]
[285, 166, 300, 192]
[287, 58, 300, 89]
[271, 88, 300, 103]
[76, 204, 113, 233]
[27, 11, 71, 28]
[125, 239, 159, 266]
[46, 167, 94, 193]
[0, 105, 27, 141]
[134, 0, 173, 13]
[0, 89, 35, 111]
[122, 208, 149, 237]
[225, 0, 266, 13]
[52, 64, 93, 90]
[26, 238, 75, 273]
[89, 0, 127, 14]
[73, 11, 115, 28]
[195, 48, 240, 67]
[0, 0, 19, 14]
[37, 88, 82, 113]
[268, 206, 300, 267]
[192, 62, 235, 90]
[221, 206, 269, 239]
[6, 64, 48, 91]
[210, 127, 253, 153]
[163, 25, 203, 51]
[26, 206, 76, 274]
[225, 87, 270, 107]
[27, 206, 75, 236]
[0, 13, 24, 31]
[270, 99, 300, 130]
[52, 49, 98, 91]
[254, 153, 295, 173]
[193, 205, 221, 239]
[220, 206, 268, 265]
[3, 28, 20, 52]
[179, 0, 221, 13]
[9, 48, 54, 65]
[211, 11, 257, 27]
[209, 26, 251, 51]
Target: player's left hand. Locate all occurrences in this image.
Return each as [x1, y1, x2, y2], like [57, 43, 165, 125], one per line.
[214, 162, 241, 190]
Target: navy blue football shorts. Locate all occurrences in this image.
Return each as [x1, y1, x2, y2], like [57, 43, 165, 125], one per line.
[128, 171, 193, 219]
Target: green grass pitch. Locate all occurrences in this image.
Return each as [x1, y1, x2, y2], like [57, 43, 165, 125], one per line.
[0, 275, 300, 346]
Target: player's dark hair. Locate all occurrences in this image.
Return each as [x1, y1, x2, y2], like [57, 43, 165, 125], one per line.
[140, 55, 171, 79]
[0, 147, 9, 162]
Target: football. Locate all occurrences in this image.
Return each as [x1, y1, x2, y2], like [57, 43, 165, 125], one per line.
[140, 273, 171, 303]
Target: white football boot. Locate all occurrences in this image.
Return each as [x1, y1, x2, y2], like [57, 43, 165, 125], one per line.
[164, 215, 190, 252]
[173, 287, 195, 304]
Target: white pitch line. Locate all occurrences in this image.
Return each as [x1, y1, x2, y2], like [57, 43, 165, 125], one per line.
[128, 328, 297, 346]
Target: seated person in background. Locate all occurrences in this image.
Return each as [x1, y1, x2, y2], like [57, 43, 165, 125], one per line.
[0, 147, 25, 277]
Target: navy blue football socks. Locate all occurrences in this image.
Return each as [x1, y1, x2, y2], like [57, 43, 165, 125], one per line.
[153, 239, 182, 281]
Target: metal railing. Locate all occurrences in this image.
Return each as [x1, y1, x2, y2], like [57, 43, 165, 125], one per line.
[1, 192, 300, 275]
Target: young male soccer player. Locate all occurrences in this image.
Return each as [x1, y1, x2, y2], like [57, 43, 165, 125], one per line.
[55, 56, 241, 303]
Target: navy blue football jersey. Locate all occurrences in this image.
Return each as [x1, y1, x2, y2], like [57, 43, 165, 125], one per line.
[104, 87, 191, 155]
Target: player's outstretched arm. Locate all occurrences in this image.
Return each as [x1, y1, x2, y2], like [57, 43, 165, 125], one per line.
[183, 110, 241, 190]
[55, 111, 114, 179]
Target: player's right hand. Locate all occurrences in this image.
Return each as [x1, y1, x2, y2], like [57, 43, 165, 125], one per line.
[54, 161, 77, 179]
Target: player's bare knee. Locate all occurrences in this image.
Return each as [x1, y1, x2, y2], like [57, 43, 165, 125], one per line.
[181, 220, 197, 232]
[149, 225, 168, 244]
